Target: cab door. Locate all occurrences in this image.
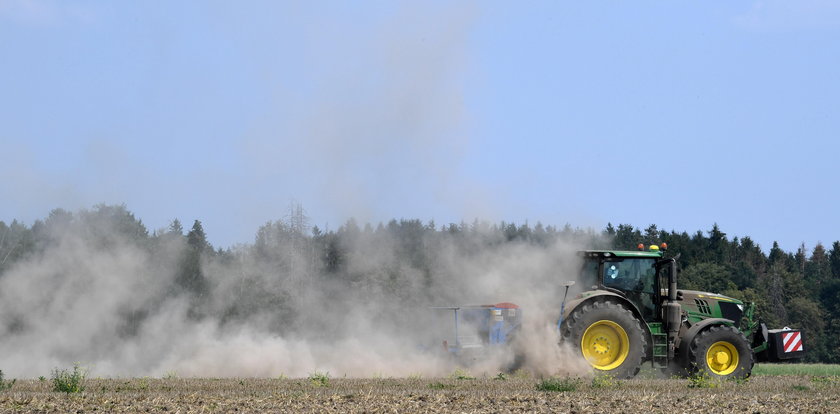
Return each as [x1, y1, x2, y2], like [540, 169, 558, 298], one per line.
[602, 258, 658, 321]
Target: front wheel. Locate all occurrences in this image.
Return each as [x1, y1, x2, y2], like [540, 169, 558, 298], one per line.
[688, 325, 754, 379]
[561, 300, 646, 379]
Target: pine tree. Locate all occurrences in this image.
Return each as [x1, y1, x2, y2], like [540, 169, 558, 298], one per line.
[175, 220, 211, 317]
[795, 242, 807, 278]
[762, 262, 789, 326]
[806, 243, 831, 297]
[768, 241, 785, 266]
[705, 223, 731, 264]
[168, 219, 184, 235]
[829, 241, 840, 279]
[643, 224, 659, 246]
[187, 220, 210, 252]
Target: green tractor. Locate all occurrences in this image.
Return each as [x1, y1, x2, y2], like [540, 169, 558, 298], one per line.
[559, 245, 804, 379]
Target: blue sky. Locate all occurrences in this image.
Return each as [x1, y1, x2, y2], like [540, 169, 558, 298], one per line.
[1, 1, 838, 253]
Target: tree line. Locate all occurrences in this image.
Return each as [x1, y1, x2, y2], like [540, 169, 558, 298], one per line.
[0, 204, 837, 363]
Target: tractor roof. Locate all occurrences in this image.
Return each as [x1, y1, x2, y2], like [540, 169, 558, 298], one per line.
[579, 250, 664, 258]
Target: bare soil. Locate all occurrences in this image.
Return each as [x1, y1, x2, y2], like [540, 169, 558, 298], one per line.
[0, 375, 837, 413]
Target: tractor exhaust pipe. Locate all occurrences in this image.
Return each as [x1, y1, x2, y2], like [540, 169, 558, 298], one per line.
[668, 258, 678, 302]
[663, 258, 681, 359]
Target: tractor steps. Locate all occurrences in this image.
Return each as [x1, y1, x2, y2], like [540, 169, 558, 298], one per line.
[651, 332, 668, 368]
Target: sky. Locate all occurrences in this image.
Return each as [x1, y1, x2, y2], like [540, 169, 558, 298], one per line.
[1, 0, 838, 253]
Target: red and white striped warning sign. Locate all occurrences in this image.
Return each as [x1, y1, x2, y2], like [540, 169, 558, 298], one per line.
[782, 331, 803, 353]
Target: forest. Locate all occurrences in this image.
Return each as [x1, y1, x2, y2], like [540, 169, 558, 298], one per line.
[0, 204, 838, 370]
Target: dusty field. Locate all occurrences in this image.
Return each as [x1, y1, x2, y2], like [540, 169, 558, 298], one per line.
[0, 375, 838, 413]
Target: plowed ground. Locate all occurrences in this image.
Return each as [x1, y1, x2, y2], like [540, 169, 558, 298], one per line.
[1, 375, 838, 413]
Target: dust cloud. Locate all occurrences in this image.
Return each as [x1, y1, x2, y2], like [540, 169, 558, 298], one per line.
[0, 211, 599, 379]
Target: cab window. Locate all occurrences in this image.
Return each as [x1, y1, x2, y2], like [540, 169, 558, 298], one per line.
[603, 257, 658, 321]
[581, 259, 599, 284]
[602, 258, 656, 293]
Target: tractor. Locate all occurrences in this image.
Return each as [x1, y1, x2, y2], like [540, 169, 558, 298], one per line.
[560, 245, 804, 379]
[435, 245, 805, 379]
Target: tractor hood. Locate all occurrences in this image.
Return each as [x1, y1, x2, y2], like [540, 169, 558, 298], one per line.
[677, 289, 743, 304]
[677, 289, 745, 323]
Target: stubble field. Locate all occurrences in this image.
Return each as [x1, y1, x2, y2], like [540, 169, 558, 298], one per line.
[1, 370, 839, 413]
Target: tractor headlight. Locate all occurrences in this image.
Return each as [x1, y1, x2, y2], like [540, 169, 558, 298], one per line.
[737, 304, 744, 311]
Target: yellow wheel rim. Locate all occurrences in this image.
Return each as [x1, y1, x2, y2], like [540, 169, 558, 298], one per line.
[705, 341, 739, 376]
[581, 320, 630, 371]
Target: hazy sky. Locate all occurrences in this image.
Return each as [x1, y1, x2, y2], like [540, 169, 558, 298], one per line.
[1, 1, 838, 253]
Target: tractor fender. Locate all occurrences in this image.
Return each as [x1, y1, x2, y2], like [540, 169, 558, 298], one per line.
[562, 291, 648, 334]
[676, 318, 736, 362]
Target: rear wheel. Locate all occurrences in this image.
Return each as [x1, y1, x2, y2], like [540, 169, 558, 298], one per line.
[561, 300, 646, 379]
[688, 325, 753, 379]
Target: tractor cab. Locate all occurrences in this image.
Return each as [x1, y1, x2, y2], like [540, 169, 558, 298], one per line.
[579, 246, 673, 322]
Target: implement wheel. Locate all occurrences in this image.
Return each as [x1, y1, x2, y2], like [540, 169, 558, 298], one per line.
[688, 325, 754, 379]
[561, 300, 646, 379]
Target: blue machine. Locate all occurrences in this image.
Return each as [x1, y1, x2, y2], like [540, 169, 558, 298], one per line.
[433, 303, 522, 355]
